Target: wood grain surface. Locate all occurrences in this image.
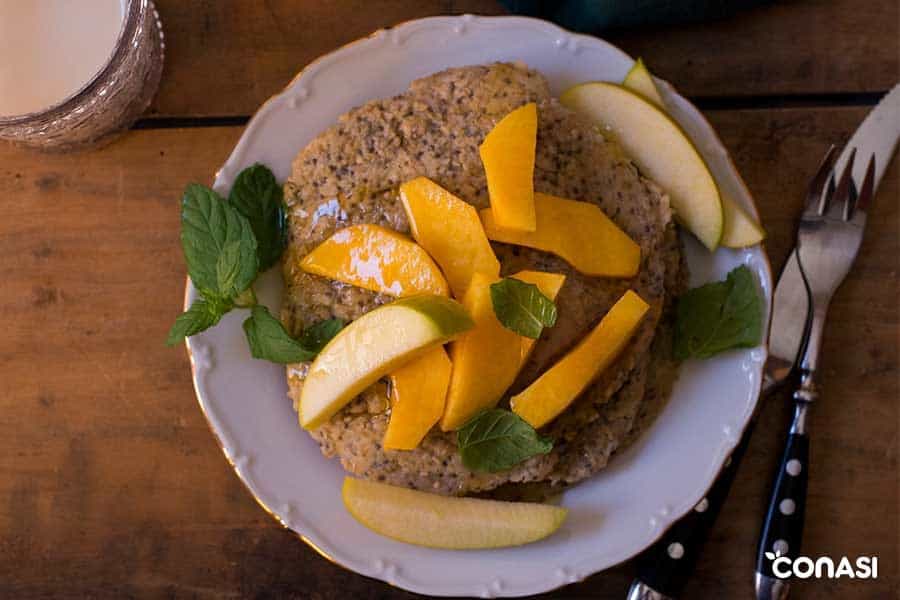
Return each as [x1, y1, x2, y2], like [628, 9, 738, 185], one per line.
[1, 2, 897, 599]
[606, 0, 900, 100]
[148, 0, 898, 118]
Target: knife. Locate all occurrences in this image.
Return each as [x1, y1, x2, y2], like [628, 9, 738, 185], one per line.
[754, 83, 900, 600]
[626, 243, 813, 600]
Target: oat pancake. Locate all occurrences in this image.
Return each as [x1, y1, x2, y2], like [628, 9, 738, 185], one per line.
[281, 63, 683, 495]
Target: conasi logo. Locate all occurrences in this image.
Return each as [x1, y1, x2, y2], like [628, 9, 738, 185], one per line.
[765, 551, 878, 580]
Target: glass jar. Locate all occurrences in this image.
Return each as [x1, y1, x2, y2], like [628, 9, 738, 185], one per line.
[0, 0, 165, 151]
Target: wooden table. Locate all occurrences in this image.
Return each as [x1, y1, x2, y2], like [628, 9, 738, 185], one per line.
[1, 2, 896, 598]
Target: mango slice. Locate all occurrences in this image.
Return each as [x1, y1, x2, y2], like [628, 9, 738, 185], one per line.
[480, 193, 641, 278]
[440, 272, 522, 431]
[399, 177, 500, 298]
[511, 290, 650, 428]
[383, 347, 452, 450]
[479, 102, 538, 232]
[300, 224, 449, 297]
[510, 270, 566, 366]
[342, 477, 567, 549]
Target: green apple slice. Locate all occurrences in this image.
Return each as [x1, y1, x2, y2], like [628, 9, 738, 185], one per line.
[299, 295, 473, 429]
[342, 477, 567, 549]
[720, 190, 766, 247]
[621, 61, 765, 248]
[623, 58, 664, 107]
[561, 82, 723, 250]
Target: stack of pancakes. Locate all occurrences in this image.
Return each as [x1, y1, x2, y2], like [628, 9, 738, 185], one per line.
[282, 63, 686, 496]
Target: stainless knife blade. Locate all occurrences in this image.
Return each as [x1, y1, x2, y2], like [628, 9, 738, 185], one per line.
[834, 84, 900, 193]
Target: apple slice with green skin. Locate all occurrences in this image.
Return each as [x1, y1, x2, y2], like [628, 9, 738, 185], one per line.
[342, 477, 568, 549]
[299, 295, 473, 430]
[561, 82, 723, 250]
[620, 61, 766, 248]
[623, 58, 664, 107]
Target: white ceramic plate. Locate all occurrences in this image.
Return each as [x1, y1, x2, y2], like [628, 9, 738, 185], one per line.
[185, 15, 773, 598]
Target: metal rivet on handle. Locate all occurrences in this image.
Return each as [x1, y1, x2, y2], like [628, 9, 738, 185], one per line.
[773, 539, 789, 555]
[779, 498, 796, 516]
[786, 459, 802, 476]
[667, 542, 685, 560]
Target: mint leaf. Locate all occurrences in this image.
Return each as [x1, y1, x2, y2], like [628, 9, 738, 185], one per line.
[242, 306, 343, 364]
[228, 164, 287, 271]
[243, 305, 314, 363]
[490, 277, 558, 339]
[181, 183, 258, 299]
[457, 409, 553, 472]
[298, 318, 345, 354]
[674, 265, 763, 360]
[166, 297, 231, 346]
[216, 241, 247, 298]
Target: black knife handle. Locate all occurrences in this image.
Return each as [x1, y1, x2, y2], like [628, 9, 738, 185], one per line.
[631, 417, 756, 599]
[756, 410, 809, 579]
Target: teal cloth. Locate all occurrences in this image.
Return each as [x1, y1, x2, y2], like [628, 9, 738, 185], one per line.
[501, 0, 772, 32]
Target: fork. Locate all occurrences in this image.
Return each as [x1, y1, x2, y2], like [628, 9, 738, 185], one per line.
[755, 147, 876, 599]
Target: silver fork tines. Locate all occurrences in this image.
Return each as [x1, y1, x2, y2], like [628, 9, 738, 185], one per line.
[806, 145, 838, 216]
[854, 154, 876, 217]
[796, 146, 876, 374]
[829, 147, 856, 220]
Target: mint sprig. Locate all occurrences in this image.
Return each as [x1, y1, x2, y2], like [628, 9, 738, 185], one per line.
[490, 277, 558, 339]
[168, 164, 336, 363]
[673, 265, 763, 360]
[457, 409, 553, 472]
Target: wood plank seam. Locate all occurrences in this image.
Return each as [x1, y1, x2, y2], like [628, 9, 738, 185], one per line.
[130, 91, 891, 130]
[692, 91, 890, 111]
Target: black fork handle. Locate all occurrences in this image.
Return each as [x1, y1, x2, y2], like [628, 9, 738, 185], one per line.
[755, 399, 811, 600]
